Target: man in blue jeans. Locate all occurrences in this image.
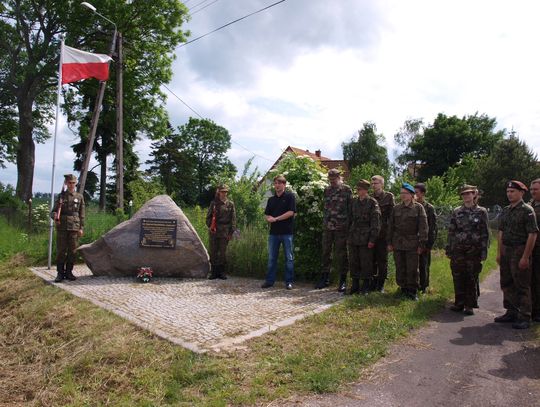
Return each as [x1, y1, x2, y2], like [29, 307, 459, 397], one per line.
[262, 174, 297, 290]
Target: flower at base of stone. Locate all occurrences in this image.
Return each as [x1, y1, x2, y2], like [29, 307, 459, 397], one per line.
[137, 266, 153, 283]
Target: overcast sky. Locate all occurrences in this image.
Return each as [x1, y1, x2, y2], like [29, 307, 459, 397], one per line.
[4, 0, 540, 193]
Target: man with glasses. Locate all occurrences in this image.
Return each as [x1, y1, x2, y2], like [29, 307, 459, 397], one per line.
[51, 174, 85, 282]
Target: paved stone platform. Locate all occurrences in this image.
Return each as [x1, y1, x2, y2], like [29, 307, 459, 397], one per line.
[31, 265, 343, 353]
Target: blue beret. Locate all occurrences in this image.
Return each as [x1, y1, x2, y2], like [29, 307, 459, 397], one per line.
[402, 182, 415, 194]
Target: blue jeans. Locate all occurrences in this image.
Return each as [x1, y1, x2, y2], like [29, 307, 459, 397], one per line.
[265, 234, 294, 285]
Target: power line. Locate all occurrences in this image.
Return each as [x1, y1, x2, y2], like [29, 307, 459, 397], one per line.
[178, 0, 286, 48]
[190, 0, 221, 16]
[161, 84, 274, 163]
[189, 0, 214, 11]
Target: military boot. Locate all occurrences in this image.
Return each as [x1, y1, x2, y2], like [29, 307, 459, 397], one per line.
[217, 265, 228, 280]
[64, 263, 77, 281]
[337, 275, 347, 293]
[315, 273, 330, 289]
[512, 319, 530, 329]
[360, 279, 370, 295]
[376, 277, 386, 293]
[208, 265, 218, 280]
[54, 263, 65, 283]
[494, 311, 517, 323]
[348, 278, 360, 295]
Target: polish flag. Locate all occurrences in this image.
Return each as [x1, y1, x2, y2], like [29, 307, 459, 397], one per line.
[61, 45, 113, 85]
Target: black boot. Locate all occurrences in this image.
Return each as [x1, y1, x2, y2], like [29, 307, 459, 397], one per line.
[338, 275, 347, 292]
[315, 272, 330, 289]
[218, 265, 227, 280]
[360, 279, 370, 295]
[348, 278, 360, 295]
[208, 265, 218, 280]
[64, 263, 76, 281]
[376, 277, 386, 293]
[54, 263, 65, 283]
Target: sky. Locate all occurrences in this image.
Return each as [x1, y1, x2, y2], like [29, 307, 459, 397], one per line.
[4, 0, 540, 193]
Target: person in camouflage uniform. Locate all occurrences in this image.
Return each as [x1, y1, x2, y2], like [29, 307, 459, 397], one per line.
[445, 185, 489, 315]
[387, 183, 428, 301]
[316, 168, 352, 291]
[206, 185, 237, 280]
[371, 175, 395, 292]
[50, 174, 85, 282]
[530, 179, 540, 322]
[347, 179, 381, 294]
[415, 183, 438, 293]
[495, 180, 538, 329]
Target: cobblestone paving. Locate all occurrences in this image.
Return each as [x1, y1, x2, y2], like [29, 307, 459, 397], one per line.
[31, 265, 343, 353]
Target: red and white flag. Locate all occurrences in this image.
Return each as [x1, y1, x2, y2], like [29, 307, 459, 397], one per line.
[61, 45, 113, 84]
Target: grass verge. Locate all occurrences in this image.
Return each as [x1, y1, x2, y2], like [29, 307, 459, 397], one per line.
[0, 221, 532, 406]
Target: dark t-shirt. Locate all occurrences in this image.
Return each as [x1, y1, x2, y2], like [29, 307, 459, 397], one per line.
[265, 191, 296, 235]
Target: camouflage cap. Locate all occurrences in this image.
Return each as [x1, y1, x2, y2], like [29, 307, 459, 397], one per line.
[507, 180, 528, 192]
[459, 184, 477, 195]
[64, 174, 77, 182]
[356, 179, 371, 190]
[327, 168, 341, 178]
[217, 184, 229, 192]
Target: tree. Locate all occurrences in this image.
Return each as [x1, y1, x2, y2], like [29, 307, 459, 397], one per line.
[148, 118, 236, 206]
[473, 134, 540, 206]
[342, 122, 389, 172]
[0, 0, 188, 201]
[396, 113, 505, 181]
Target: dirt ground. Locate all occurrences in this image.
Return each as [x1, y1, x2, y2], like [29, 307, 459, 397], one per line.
[283, 270, 540, 407]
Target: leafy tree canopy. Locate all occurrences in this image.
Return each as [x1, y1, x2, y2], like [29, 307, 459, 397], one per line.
[396, 113, 505, 181]
[342, 121, 389, 172]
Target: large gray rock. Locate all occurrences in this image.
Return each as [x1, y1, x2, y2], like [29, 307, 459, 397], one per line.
[79, 195, 209, 278]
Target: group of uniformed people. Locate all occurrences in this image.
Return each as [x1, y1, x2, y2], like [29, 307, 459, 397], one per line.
[51, 171, 540, 330]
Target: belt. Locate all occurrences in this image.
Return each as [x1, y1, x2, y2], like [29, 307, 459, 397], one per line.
[61, 212, 77, 216]
[502, 242, 526, 247]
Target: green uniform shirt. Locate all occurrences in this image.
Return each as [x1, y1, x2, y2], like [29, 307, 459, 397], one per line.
[51, 190, 85, 231]
[387, 201, 428, 251]
[206, 199, 236, 238]
[323, 183, 352, 231]
[419, 200, 438, 249]
[372, 190, 394, 239]
[446, 204, 489, 259]
[348, 196, 381, 246]
[498, 200, 538, 246]
[531, 200, 540, 250]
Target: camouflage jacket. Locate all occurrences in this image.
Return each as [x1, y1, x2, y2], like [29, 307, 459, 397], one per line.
[445, 204, 489, 259]
[51, 190, 85, 231]
[206, 198, 236, 238]
[530, 200, 540, 251]
[498, 200, 538, 246]
[323, 183, 352, 231]
[418, 200, 438, 249]
[348, 196, 381, 246]
[387, 201, 428, 251]
[372, 190, 395, 239]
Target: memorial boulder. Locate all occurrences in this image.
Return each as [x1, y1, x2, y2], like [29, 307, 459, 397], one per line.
[78, 195, 209, 278]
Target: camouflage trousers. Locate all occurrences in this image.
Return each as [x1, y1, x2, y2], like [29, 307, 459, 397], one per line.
[321, 229, 349, 278]
[209, 235, 229, 267]
[348, 245, 374, 279]
[531, 250, 540, 317]
[393, 250, 419, 291]
[500, 245, 532, 320]
[56, 230, 79, 263]
[419, 250, 431, 290]
[373, 237, 389, 281]
[450, 256, 481, 308]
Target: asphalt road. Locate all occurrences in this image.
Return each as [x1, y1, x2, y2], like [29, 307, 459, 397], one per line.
[284, 270, 540, 407]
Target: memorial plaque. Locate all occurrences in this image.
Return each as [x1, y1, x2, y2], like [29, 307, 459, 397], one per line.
[139, 218, 177, 248]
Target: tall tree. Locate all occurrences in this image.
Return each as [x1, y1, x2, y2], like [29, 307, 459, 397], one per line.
[397, 113, 505, 181]
[473, 134, 540, 206]
[342, 121, 389, 172]
[148, 118, 236, 206]
[0, 0, 188, 201]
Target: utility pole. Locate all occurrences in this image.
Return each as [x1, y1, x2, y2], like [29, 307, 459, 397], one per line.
[116, 32, 124, 211]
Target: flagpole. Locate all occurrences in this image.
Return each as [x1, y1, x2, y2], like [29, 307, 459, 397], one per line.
[47, 36, 65, 270]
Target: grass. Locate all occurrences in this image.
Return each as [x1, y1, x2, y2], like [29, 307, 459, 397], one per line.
[0, 214, 535, 406]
